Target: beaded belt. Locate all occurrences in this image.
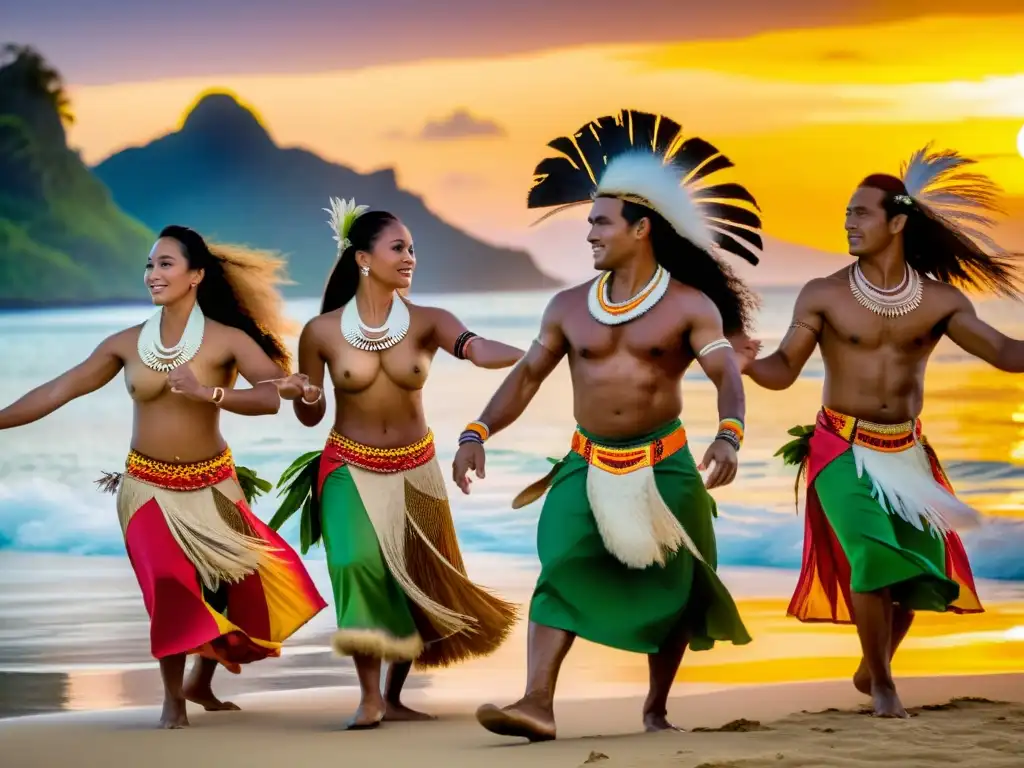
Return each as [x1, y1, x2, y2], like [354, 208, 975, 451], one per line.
[819, 407, 920, 452]
[570, 424, 688, 475]
[124, 447, 235, 491]
[325, 429, 436, 473]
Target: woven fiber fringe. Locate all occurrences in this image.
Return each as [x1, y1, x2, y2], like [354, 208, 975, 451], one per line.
[348, 457, 519, 668]
[586, 464, 703, 569]
[117, 474, 281, 592]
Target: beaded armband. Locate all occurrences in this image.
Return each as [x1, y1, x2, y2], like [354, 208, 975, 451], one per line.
[715, 417, 744, 451]
[459, 420, 490, 446]
[454, 331, 479, 360]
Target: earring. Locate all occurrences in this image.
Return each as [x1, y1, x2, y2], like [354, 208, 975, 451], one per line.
[360, 266, 370, 277]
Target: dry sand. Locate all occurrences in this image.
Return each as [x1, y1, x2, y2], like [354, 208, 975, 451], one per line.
[1, 673, 1021, 768]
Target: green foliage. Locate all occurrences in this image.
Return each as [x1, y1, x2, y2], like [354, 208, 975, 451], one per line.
[234, 465, 273, 506]
[0, 45, 154, 307]
[269, 451, 323, 554]
[773, 424, 815, 510]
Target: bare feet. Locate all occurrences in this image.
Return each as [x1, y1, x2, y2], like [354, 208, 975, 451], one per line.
[159, 697, 190, 729]
[384, 701, 436, 722]
[183, 684, 241, 712]
[853, 658, 872, 695]
[345, 699, 386, 730]
[871, 683, 909, 718]
[643, 711, 684, 733]
[476, 696, 556, 742]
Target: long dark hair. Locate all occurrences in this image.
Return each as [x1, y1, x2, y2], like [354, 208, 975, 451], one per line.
[860, 174, 1022, 298]
[619, 200, 758, 335]
[159, 225, 294, 371]
[320, 211, 399, 314]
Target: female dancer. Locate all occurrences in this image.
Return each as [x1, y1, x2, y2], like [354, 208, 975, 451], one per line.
[271, 198, 522, 729]
[0, 226, 326, 729]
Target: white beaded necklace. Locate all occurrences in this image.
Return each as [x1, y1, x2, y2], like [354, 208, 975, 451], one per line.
[341, 295, 410, 351]
[849, 263, 923, 318]
[587, 266, 671, 326]
[137, 302, 205, 371]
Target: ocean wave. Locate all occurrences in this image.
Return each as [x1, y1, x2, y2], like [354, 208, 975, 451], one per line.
[2, 475, 1022, 581]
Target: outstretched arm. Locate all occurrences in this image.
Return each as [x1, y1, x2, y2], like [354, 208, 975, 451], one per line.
[474, 297, 567, 436]
[744, 281, 823, 390]
[452, 295, 567, 493]
[430, 307, 525, 369]
[0, 333, 124, 429]
[689, 298, 745, 489]
[945, 292, 1024, 373]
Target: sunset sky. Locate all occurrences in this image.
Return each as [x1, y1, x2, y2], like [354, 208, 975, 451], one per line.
[9, 4, 1024, 278]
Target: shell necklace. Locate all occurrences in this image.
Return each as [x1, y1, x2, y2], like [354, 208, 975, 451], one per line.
[137, 302, 205, 371]
[588, 266, 671, 326]
[341, 295, 410, 351]
[849, 263, 923, 318]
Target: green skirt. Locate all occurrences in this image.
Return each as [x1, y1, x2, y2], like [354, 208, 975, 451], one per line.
[528, 420, 752, 654]
[814, 451, 960, 611]
[320, 459, 518, 668]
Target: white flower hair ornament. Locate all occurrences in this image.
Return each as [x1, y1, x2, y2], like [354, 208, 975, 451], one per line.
[324, 196, 369, 254]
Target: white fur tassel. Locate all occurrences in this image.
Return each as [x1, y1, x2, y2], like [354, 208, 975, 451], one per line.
[596, 152, 715, 252]
[852, 441, 982, 535]
[585, 464, 705, 569]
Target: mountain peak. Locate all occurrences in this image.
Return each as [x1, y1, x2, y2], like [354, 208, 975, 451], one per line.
[179, 91, 273, 150]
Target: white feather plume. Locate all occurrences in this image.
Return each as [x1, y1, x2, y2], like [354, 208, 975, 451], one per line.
[901, 144, 1004, 243]
[324, 196, 369, 254]
[596, 152, 715, 252]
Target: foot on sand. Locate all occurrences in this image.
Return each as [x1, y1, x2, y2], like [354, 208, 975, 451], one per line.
[871, 684, 909, 718]
[345, 701, 386, 730]
[384, 701, 436, 722]
[476, 698, 556, 742]
[643, 712, 684, 733]
[183, 685, 241, 712]
[159, 698, 190, 729]
[853, 659, 872, 696]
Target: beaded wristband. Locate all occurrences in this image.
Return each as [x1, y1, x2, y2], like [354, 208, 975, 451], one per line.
[459, 420, 490, 445]
[716, 417, 744, 450]
[454, 331, 479, 360]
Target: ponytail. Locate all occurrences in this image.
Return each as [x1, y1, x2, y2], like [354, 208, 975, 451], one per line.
[319, 210, 398, 314]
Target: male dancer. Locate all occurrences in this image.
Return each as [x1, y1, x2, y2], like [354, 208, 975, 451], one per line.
[452, 110, 761, 741]
[738, 145, 1023, 717]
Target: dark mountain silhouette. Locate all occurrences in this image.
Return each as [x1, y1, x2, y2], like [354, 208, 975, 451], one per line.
[93, 92, 560, 296]
[0, 44, 153, 307]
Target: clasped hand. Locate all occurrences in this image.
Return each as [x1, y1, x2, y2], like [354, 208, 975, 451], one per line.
[269, 373, 321, 403]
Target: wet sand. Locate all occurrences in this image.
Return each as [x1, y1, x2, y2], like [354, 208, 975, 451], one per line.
[1, 673, 1021, 768]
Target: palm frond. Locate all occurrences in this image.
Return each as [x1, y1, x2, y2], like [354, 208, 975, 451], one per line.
[234, 464, 272, 506]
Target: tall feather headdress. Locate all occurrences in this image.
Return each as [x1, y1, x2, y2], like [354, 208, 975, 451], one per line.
[527, 110, 763, 265]
[892, 143, 1021, 297]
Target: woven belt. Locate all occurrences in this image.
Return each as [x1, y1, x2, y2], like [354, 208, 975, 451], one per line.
[324, 429, 436, 473]
[124, 448, 235, 491]
[570, 424, 688, 475]
[819, 407, 919, 452]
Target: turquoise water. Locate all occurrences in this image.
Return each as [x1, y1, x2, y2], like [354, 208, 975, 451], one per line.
[0, 287, 1022, 576]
